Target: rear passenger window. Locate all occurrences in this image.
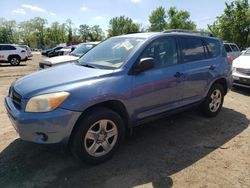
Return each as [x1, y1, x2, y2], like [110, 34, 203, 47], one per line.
[205, 39, 221, 58]
[181, 37, 206, 63]
[3, 45, 16, 50]
[224, 44, 232, 52]
[230, 44, 239, 52]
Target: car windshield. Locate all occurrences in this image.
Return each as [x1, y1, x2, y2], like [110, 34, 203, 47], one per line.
[70, 44, 95, 57]
[78, 37, 146, 69]
[243, 48, 250, 56]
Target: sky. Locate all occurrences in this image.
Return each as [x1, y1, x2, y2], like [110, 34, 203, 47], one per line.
[0, 0, 236, 32]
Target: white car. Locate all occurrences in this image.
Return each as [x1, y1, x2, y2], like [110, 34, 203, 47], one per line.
[224, 42, 241, 60]
[232, 47, 250, 88]
[19, 45, 33, 58]
[39, 42, 99, 69]
[0, 44, 27, 65]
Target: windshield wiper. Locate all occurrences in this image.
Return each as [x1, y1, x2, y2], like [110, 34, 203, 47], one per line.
[79, 62, 97, 69]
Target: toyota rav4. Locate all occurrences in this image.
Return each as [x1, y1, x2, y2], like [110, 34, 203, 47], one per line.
[5, 31, 232, 163]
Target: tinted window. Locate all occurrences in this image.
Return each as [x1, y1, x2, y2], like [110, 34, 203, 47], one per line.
[181, 37, 206, 63]
[230, 44, 239, 52]
[205, 39, 221, 58]
[224, 44, 232, 52]
[141, 37, 178, 68]
[3, 45, 16, 50]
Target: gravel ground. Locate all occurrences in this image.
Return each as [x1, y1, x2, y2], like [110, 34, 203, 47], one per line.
[0, 54, 249, 188]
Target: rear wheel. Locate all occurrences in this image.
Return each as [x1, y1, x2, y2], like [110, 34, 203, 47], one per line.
[70, 107, 125, 164]
[9, 56, 20, 66]
[202, 83, 224, 117]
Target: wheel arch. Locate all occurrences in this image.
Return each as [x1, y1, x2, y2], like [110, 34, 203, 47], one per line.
[68, 100, 130, 145]
[206, 77, 228, 97]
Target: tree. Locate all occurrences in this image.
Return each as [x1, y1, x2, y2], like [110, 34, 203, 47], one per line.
[66, 19, 73, 42]
[108, 16, 140, 37]
[89, 25, 104, 41]
[79, 24, 91, 42]
[208, 0, 250, 49]
[44, 22, 67, 48]
[149, 6, 166, 31]
[31, 17, 47, 49]
[166, 7, 196, 30]
[0, 18, 18, 44]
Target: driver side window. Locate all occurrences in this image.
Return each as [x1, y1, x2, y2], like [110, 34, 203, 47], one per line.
[141, 37, 178, 69]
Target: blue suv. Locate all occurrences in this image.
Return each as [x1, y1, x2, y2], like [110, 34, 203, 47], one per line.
[5, 31, 232, 163]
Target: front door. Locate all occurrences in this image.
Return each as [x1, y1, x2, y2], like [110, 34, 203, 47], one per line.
[131, 36, 184, 120]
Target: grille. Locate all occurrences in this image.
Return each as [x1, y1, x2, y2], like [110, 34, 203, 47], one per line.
[12, 88, 22, 109]
[236, 68, 250, 76]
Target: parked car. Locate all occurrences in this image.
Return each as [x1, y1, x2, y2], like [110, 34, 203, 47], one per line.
[58, 46, 76, 56]
[0, 44, 27, 65]
[39, 42, 99, 69]
[224, 42, 241, 60]
[41, 46, 64, 57]
[18, 45, 33, 58]
[232, 47, 250, 88]
[5, 31, 232, 164]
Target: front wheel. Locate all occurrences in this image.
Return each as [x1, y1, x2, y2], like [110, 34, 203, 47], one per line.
[202, 83, 224, 117]
[70, 107, 125, 164]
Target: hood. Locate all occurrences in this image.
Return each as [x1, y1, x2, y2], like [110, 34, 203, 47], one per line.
[233, 55, 250, 69]
[14, 63, 114, 98]
[42, 55, 79, 65]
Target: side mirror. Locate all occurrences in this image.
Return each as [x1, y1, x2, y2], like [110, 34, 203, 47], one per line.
[134, 57, 154, 73]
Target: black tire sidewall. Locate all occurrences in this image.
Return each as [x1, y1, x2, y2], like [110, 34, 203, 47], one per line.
[71, 107, 125, 164]
[9, 56, 20, 66]
[202, 83, 224, 117]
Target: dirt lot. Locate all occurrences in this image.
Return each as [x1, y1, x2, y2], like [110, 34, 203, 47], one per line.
[0, 54, 249, 188]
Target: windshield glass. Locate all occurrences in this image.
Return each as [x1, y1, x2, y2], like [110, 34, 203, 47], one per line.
[71, 44, 94, 57]
[243, 48, 250, 56]
[78, 37, 146, 69]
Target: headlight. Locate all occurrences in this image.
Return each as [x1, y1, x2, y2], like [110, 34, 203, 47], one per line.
[25, 92, 70, 112]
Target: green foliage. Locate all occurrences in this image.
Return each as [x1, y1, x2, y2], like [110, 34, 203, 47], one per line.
[149, 6, 166, 31]
[209, 0, 250, 49]
[0, 18, 18, 44]
[108, 16, 140, 37]
[79, 24, 104, 41]
[166, 7, 196, 30]
[148, 6, 196, 31]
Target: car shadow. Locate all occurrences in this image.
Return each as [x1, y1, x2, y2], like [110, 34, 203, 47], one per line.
[0, 107, 249, 188]
[231, 86, 250, 96]
[0, 64, 27, 67]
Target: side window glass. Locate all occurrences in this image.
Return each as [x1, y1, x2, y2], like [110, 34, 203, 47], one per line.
[141, 37, 178, 69]
[205, 39, 221, 58]
[224, 44, 232, 52]
[230, 44, 239, 52]
[4, 45, 16, 50]
[181, 37, 206, 63]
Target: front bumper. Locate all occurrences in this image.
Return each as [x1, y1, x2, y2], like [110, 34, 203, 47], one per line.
[5, 96, 81, 144]
[232, 72, 250, 88]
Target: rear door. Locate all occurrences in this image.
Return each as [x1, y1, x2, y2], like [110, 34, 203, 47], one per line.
[180, 37, 220, 105]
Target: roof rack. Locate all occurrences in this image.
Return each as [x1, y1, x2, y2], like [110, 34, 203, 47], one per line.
[163, 29, 215, 37]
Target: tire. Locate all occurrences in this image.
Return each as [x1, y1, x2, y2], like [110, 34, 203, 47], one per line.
[9, 56, 20, 66]
[70, 107, 125, 164]
[202, 83, 224, 117]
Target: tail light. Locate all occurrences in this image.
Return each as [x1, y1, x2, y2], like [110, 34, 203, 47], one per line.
[226, 56, 233, 64]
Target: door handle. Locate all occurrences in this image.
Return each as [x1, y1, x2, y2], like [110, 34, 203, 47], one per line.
[174, 72, 183, 78]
